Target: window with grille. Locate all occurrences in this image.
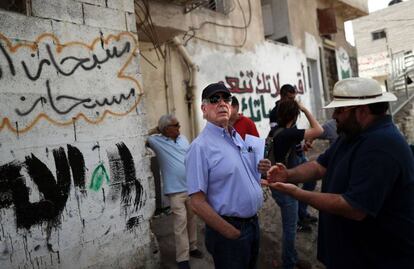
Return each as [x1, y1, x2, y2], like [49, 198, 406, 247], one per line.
[372, 30, 386, 41]
[201, 0, 228, 13]
[184, 0, 230, 14]
[0, 0, 28, 15]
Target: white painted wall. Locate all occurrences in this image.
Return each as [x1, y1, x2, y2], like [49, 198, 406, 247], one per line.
[0, 1, 159, 268]
[353, 0, 414, 78]
[190, 41, 310, 137]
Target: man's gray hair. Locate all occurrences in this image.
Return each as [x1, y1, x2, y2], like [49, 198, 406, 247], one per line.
[158, 114, 176, 133]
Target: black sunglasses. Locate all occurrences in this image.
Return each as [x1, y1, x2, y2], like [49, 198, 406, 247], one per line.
[206, 94, 232, 104]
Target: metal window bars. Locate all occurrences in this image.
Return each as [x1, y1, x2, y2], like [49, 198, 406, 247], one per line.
[388, 50, 414, 116]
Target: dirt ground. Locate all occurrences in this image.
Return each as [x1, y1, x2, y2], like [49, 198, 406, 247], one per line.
[151, 140, 329, 269]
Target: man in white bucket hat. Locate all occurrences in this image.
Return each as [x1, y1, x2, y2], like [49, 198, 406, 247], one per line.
[264, 77, 414, 269]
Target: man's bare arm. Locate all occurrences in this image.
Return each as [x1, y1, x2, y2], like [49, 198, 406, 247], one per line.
[190, 192, 240, 239]
[287, 161, 326, 183]
[272, 183, 366, 221]
[267, 160, 326, 184]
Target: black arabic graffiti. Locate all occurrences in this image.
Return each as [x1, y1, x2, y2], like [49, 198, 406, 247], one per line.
[0, 42, 131, 81]
[15, 80, 136, 116]
[0, 146, 77, 229]
[0, 142, 145, 229]
[0, 43, 16, 80]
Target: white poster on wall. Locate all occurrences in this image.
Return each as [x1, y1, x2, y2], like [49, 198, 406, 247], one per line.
[336, 47, 352, 80]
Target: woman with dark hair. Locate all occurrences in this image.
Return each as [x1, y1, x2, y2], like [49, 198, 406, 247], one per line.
[267, 99, 323, 269]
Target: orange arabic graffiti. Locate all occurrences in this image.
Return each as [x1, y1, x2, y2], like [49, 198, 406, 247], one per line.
[0, 32, 143, 135]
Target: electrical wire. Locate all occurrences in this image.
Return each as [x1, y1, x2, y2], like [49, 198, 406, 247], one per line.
[183, 0, 252, 48]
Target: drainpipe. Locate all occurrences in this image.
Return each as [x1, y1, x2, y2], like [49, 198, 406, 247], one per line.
[171, 37, 199, 140]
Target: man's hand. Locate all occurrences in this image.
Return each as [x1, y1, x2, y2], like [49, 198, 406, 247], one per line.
[303, 140, 313, 152]
[267, 182, 299, 195]
[258, 159, 271, 174]
[223, 226, 241, 240]
[267, 163, 288, 183]
[190, 192, 241, 239]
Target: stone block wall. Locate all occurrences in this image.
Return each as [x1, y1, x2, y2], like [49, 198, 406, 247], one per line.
[0, 1, 159, 268]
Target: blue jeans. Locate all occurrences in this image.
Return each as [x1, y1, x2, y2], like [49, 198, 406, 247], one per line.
[205, 217, 260, 269]
[272, 190, 298, 269]
[298, 181, 317, 219]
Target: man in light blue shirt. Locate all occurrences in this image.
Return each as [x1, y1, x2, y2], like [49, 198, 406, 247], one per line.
[186, 83, 271, 269]
[147, 114, 203, 269]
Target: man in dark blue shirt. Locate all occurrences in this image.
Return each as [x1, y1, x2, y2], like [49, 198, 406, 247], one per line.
[265, 77, 414, 269]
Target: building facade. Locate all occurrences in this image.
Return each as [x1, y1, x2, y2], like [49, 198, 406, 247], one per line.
[353, 0, 414, 81]
[140, 0, 368, 139]
[262, 0, 368, 119]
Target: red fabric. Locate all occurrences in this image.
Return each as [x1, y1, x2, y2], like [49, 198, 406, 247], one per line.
[233, 114, 259, 140]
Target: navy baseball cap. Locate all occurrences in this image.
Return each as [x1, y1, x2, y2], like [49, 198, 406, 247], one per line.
[201, 83, 231, 100]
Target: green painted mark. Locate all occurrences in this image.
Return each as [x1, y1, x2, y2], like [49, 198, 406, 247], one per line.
[89, 163, 110, 191]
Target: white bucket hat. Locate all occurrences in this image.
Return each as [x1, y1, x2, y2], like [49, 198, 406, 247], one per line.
[324, 77, 397, 109]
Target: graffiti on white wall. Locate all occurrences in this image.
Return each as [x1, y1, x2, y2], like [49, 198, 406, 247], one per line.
[225, 70, 304, 122]
[222, 70, 305, 123]
[358, 51, 390, 77]
[0, 29, 153, 268]
[0, 32, 142, 135]
[0, 142, 146, 229]
[193, 42, 310, 136]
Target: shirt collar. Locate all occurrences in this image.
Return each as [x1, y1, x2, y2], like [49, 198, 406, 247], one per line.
[206, 122, 237, 138]
[159, 134, 181, 142]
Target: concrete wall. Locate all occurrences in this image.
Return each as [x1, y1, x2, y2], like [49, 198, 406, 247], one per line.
[0, 1, 159, 268]
[287, 0, 357, 56]
[339, 0, 368, 12]
[262, 0, 292, 43]
[287, 0, 319, 51]
[140, 41, 193, 140]
[353, 0, 414, 77]
[353, 1, 414, 56]
[145, 0, 265, 50]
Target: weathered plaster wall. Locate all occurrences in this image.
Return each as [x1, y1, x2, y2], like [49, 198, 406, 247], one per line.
[0, 1, 159, 268]
[140, 41, 193, 140]
[146, 0, 265, 50]
[288, 0, 357, 56]
[262, 0, 291, 43]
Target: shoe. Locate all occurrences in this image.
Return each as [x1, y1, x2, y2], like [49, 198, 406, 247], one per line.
[189, 249, 204, 259]
[177, 260, 190, 269]
[296, 259, 312, 269]
[297, 222, 312, 233]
